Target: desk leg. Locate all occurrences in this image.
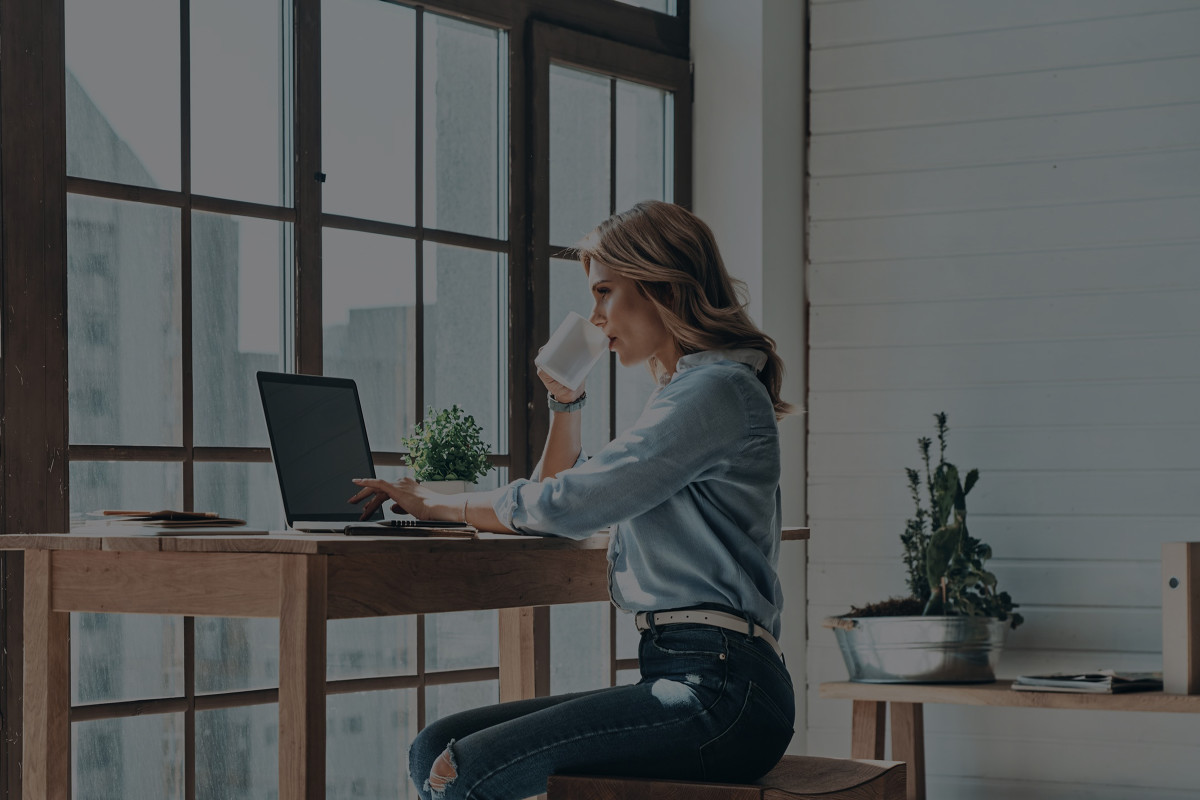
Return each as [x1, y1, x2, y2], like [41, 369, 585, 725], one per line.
[850, 699, 886, 759]
[23, 549, 70, 800]
[279, 555, 327, 800]
[498, 606, 549, 702]
[890, 702, 925, 800]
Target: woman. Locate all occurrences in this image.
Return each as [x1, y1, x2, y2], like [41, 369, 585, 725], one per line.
[350, 200, 794, 800]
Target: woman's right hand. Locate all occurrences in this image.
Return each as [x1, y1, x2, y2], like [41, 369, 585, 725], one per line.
[536, 347, 585, 404]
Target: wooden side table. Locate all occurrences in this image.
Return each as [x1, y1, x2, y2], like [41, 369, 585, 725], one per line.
[820, 680, 1200, 800]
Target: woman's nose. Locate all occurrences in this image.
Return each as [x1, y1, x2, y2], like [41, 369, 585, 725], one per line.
[589, 306, 604, 326]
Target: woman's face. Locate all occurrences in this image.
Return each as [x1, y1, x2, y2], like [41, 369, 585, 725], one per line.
[586, 257, 675, 368]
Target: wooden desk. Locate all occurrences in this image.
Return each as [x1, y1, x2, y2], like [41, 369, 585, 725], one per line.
[3, 527, 807, 799]
[820, 680, 1200, 800]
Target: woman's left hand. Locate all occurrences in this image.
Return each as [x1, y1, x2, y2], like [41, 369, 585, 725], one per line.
[348, 477, 435, 520]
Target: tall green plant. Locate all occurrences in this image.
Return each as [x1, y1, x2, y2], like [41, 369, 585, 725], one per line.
[401, 405, 494, 483]
[901, 413, 1023, 629]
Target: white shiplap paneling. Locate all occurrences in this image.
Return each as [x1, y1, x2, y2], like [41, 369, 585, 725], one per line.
[807, 1, 1200, 797]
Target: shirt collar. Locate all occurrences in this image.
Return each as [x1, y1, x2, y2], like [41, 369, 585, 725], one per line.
[658, 349, 767, 386]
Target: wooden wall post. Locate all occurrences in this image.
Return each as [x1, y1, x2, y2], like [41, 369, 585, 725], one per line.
[1163, 542, 1200, 694]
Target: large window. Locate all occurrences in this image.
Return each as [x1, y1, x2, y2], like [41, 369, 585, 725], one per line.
[1, 0, 690, 797]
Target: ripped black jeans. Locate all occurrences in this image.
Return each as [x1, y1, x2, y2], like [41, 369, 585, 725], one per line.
[408, 624, 794, 800]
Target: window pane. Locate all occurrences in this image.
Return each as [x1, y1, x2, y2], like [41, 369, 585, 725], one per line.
[615, 80, 671, 212]
[194, 213, 288, 447]
[72, 613, 183, 705]
[69, 196, 182, 446]
[69, 461, 184, 520]
[424, 16, 506, 238]
[194, 462, 286, 531]
[425, 611, 498, 671]
[328, 617, 416, 681]
[323, 229, 417, 451]
[327, 691, 418, 800]
[65, 0, 180, 189]
[323, 0, 416, 223]
[198, 602, 416, 695]
[196, 618, 279, 695]
[423, 244, 508, 456]
[196, 704, 278, 800]
[73, 715, 185, 800]
[426, 680, 498, 725]
[550, 66, 610, 247]
[550, 603, 610, 694]
[191, 0, 289, 205]
[550, 258, 610, 455]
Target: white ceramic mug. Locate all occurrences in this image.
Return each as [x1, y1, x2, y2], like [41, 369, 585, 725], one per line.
[534, 311, 609, 391]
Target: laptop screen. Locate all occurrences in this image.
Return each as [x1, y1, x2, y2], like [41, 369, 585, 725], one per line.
[257, 371, 383, 524]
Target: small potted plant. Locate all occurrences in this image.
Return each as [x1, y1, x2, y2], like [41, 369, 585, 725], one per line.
[401, 405, 494, 494]
[825, 412, 1023, 683]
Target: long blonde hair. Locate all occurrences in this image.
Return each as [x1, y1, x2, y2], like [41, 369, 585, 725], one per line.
[576, 201, 793, 419]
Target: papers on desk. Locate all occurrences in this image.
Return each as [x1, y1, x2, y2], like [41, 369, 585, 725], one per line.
[69, 510, 263, 536]
[99, 509, 248, 526]
[1011, 670, 1163, 694]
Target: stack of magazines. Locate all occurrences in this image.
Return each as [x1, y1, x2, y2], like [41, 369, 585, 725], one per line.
[1011, 670, 1163, 694]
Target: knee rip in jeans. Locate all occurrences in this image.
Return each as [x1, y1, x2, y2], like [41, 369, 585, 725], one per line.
[425, 740, 459, 799]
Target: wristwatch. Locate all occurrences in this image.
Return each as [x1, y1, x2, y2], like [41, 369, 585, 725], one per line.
[547, 391, 587, 413]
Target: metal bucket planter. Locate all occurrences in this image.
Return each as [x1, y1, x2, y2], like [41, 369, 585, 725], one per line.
[829, 615, 1007, 683]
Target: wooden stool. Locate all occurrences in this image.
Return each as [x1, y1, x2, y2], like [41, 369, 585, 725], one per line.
[547, 755, 907, 800]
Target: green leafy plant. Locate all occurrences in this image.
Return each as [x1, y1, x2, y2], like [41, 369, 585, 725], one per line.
[401, 405, 494, 484]
[864, 412, 1023, 629]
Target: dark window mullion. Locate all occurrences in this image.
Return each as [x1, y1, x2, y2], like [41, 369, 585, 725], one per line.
[294, 0, 322, 375]
[180, 4, 198, 799]
[68, 665, 497, 721]
[192, 447, 273, 463]
[608, 77, 618, 444]
[415, 7, 426, 424]
[67, 446, 282, 464]
[181, 0, 195, 514]
[415, 9, 427, 730]
[63, 180, 297, 224]
[506, 6, 531, 479]
[64, 177, 186, 209]
[68, 445, 189, 462]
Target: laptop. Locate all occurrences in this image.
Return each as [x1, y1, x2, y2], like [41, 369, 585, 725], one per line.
[257, 371, 468, 534]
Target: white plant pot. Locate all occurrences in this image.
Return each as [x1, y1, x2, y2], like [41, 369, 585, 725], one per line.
[422, 480, 470, 495]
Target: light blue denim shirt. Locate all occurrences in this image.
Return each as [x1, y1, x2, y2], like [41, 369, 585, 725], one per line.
[493, 349, 785, 638]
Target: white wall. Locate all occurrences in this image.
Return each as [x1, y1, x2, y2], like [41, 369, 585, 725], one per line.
[692, 0, 809, 754]
[807, 1, 1200, 797]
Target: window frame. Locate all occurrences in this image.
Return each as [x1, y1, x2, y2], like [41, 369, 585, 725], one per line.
[0, 0, 691, 797]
